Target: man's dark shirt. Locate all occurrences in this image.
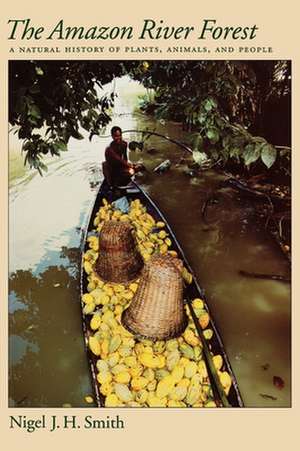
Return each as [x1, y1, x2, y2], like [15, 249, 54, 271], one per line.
[105, 140, 131, 186]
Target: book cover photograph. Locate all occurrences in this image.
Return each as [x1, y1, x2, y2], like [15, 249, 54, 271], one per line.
[0, 1, 298, 450]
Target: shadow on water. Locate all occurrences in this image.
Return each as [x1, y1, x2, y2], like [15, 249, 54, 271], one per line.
[9, 247, 94, 408]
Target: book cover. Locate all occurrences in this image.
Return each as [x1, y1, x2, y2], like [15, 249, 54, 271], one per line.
[0, 1, 298, 450]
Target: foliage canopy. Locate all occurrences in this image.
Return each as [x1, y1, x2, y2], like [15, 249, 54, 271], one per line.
[9, 60, 291, 174]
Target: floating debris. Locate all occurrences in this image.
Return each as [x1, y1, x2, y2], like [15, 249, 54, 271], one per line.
[153, 160, 171, 173]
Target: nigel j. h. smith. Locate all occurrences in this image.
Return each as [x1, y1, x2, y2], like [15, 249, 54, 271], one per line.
[9, 414, 125, 433]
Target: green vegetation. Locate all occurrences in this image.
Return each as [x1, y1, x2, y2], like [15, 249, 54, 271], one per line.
[130, 61, 291, 173]
[9, 60, 290, 175]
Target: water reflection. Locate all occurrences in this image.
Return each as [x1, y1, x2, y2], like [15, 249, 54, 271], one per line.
[9, 249, 93, 407]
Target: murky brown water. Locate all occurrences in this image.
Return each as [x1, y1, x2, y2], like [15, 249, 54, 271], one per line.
[9, 76, 291, 407]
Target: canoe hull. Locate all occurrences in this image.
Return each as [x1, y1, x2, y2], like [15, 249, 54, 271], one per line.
[80, 180, 244, 407]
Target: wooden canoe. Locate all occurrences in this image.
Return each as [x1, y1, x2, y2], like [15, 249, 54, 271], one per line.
[80, 180, 244, 407]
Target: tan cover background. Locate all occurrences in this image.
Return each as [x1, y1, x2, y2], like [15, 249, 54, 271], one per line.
[0, 1, 298, 449]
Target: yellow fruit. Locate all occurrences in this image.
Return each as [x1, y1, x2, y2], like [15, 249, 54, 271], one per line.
[203, 329, 213, 340]
[156, 221, 165, 228]
[99, 381, 113, 396]
[105, 394, 122, 407]
[198, 360, 208, 378]
[156, 375, 175, 399]
[139, 353, 158, 368]
[183, 329, 199, 347]
[155, 369, 170, 381]
[186, 385, 201, 406]
[165, 238, 172, 247]
[122, 337, 135, 348]
[193, 346, 202, 361]
[135, 389, 148, 404]
[147, 393, 167, 407]
[158, 230, 167, 239]
[157, 355, 166, 369]
[144, 241, 154, 250]
[101, 339, 109, 358]
[103, 285, 114, 297]
[213, 355, 223, 371]
[114, 371, 131, 384]
[111, 364, 127, 375]
[134, 343, 145, 355]
[84, 395, 94, 404]
[170, 385, 187, 401]
[143, 368, 155, 382]
[84, 261, 93, 275]
[87, 281, 96, 292]
[177, 378, 190, 388]
[160, 244, 168, 254]
[97, 371, 112, 385]
[107, 352, 120, 367]
[190, 374, 202, 387]
[137, 230, 145, 240]
[219, 371, 232, 389]
[129, 283, 138, 293]
[130, 365, 144, 378]
[168, 399, 186, 407]
[102, 311, 114, 322]
[124, 356, 138, 368]
[109, 335, 122, 353]
[114, 305, 123, 315]
[96, 359, 109, 373]
[114, 284, 124, 293]
[131, 376, 148, 391]
[119, 214, 130, 222]
[89, 336, 101, 356]
[82, 293, 94, 304]
[142, 252, 151, 261]
[118, 345, 132, 357]
[178, 357, 190, 368]
[166, 339, 178, 352]
[147, 379, 157, 391]
[199, 312, 210, 329]
[171, 365, 185, 383]
[90, 313, 102, 331]
[168, 250, 178, 257]
[185, 362, 198, 379]
[179, 343, 194, 360]
[182, 268, 193, 284]
[166, 350, 180, 371]
[123, 291, 134, 301]
[205, 400, 217, 408]
[115, 383, 133, 403]
[99, 322, 110, 333]
[83, 302, 96, 315]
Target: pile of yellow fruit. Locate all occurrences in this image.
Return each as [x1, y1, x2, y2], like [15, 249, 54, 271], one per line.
[82, 197, 232, 407]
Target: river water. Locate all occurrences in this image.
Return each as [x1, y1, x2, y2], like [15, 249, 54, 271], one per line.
[8, 76, 291, 408]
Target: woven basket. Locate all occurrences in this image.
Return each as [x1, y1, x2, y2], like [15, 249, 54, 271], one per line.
[121, 253, 188, 340]
[95, 221, 144, 283]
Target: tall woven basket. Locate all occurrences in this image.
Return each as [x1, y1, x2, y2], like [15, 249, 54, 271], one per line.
[121, 253, 188, 340]
[95, 220, 144, 283]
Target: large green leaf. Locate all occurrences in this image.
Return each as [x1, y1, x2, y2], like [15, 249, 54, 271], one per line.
[28, 104, 41, 119]
[55, 141, 68, 152]
[193, 150, 209, 165]
[261, 143, 277, 168]
[243, 143, 261, 166]
[206, 127, 219, 144]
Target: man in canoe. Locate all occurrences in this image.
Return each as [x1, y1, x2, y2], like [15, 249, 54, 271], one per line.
[103, 126, 143, 187]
